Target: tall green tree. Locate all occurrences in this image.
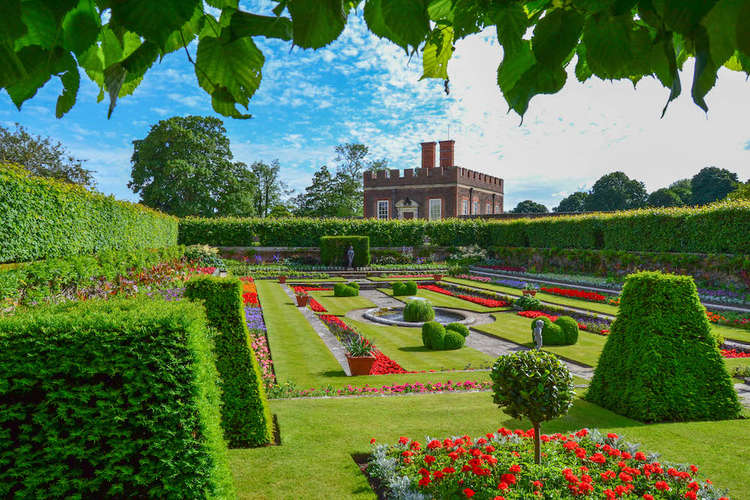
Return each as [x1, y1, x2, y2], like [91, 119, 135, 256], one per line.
[668, 179, 693, 205]
[584, 172, 647, 212]
[511, 200, 548, 214]
[0, 123, 95, 188]
[128, 116, 256, 217]
[250, 160, 291, 217]
[553, 192, 588, 213]
[691, 167, 739, 205]
[647, 187, 682, 207]
[727, 180, 750, 201]
[293, 165, 340, 217]
[3, 2, 750, 120]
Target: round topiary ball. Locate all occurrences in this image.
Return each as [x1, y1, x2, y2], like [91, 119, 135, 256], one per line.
[446, 322, 470, 337]
[403, 299, 435, 322]
[443, 330, 465, 350]
[421, 321, 445, 349]
[403, 281, 418, 295]
[392, 282, 407, 296]
[553, 316, 579, 345]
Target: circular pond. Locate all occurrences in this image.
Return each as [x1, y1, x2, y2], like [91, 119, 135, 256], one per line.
[364, 306, 474, 327]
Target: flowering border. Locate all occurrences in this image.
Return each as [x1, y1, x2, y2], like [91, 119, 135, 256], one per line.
[418, 284, 510, 308]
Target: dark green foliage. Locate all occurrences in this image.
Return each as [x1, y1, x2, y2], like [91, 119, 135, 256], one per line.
[403, 299, 435, 323]
[586, 271, 742, 422]
[184, 245, 224, 268]
[185, 276, 273, 447]
[348, 281, 360, 290]
[584, 171, 648, 211]
[514, 295, 541, 311]
[691, 166, 739, 205]
[647, 187, 683, 207]
[553, 191, 588, 212]
[333, 283, 359, 297]
[422, 321, 445, 350]
[530, 316, 578, 346]
[446, 322, 470, 337]
[0, 297, 234, 498]
[392, 282, 408, 296]
[443, 330, 466, 350]
[511, 200, 548, 213]
[1, 163, 178, 263]
[319, 236, 370, 267]
[403, 280, 418, 295]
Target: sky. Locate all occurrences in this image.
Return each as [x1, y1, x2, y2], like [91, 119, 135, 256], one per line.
[1, 2, 749, 211]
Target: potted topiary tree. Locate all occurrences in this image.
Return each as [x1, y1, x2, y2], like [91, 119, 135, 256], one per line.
[344, 335, 376, 376]
[490, 350, 575, 464]
[522, 283, 538, 296]
[433, 273, 443, 281]
[295, 291, 309, 307]
[279, 275, 287, 284]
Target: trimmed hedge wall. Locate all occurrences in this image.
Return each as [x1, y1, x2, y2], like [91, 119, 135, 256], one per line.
[178, 201, 750, 254]
[586, 271, 741, 422]
[1, 163, 178, 263]
[320, 236, 370, 267]
[0, 297, 234, 498]
[185, 276, 273, 447]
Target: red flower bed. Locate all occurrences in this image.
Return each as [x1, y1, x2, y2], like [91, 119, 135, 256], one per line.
[309, 297, 327, 312]
[386, 274, 429, 279]
[541, 286, 607, 303]
[418, 285, 508, 308]
[242, 292, 259, 305]
[292, 286, 332, 293]
[721, 349, 750, 358]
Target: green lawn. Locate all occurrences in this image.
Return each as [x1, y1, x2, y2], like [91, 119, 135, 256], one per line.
[228, 391, 750, 499]
[288, 277, 347, 283]
[307, 290, 376, 316]
[380, 287, 511, 313]
[714, 323, 750, 344]
[367, 275, 434, 281]
[345, 318, 494, 371]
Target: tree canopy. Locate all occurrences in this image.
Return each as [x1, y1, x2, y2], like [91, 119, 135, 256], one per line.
[0, 123, 95, 188]
[691, 166, 739, 205]
[584, 171, 647, 211]
[647, 187, 683, 207]
[553, 191, 588, 212]
[511, 199, 548, 214]
[3, 1, 750, 120]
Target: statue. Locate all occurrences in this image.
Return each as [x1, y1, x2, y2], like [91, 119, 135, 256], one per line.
[346, 245, 355, 268]
[533, 319, 544, 349]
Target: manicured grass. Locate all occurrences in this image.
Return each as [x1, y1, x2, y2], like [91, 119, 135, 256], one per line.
[367, 276, 433, 281]
[307, 290, 376, 316]
[714, 323, 750, 344]
[228, 391, 750, 499]
[445, 277, 619, 315]
[345, 318, 494, 371]
[380, 287, 511, 313]
[287, 277, 347, 283]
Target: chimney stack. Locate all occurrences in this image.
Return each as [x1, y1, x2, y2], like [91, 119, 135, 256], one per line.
[439, 140, 455, 167]
[420, 141, 436, 169]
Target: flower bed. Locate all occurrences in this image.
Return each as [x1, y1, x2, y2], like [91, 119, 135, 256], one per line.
[367, 428, 728, 500]
[418, 285, 509, 308]
[517, 310, 610, 335]
[540, 286, 608, 303]
[721, 349, 750, 358]
[267, 379, 492, 399]
[240, 276, 259, 305]
[707, 310, 750, 330]
[245, 306, 275, 388]
[456, 275, 492, 283]
[385, 274, 432, 279]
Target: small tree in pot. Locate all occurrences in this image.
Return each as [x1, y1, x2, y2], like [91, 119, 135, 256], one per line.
[344, 335, 376, 376]
[490, 350, 574, 464]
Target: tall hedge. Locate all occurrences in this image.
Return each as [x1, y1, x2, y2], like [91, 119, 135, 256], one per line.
[585, 271, 741, 422]
[178, 201, 750, 254]
[0, 163, 178, 263]
[0, 297, 234, 498]
[185, 276, 273, 447]
[320, 236, 370, 267]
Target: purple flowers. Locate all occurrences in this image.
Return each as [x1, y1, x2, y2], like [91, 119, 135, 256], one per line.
[495, 278, 528, 289]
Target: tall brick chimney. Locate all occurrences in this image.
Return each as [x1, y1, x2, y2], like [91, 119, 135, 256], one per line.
[420, 141, 436, 169]
[439, 140, 455, 167]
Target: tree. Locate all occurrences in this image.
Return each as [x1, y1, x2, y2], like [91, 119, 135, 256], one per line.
[647, 187, 682, 208]
[553, 192, 588, 213]
[3, 3, 748, 120]
[511, 200, 548, 214]
[0, 123, 95, 188]
[691, 167, 739, 205]
[668, 179, 693, 205]
[491, 351, 575, 464]
[251, 160, 291, 218]
[584, 172, 647, 212]
[128, 116, 256, 217]
[294, 165, 340, 217]
[727, 180, 750, 201]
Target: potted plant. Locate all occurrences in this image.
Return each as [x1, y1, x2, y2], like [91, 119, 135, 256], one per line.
[295, 291, 309, 307]
[344, 335, 376, 376]
[522, 283, 538, 296]
[433, 273, 443, 281]
[279, 275, 287, 284]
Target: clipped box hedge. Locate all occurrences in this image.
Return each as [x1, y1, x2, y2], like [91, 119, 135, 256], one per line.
[0, 163, 178, 263]
[185, 276, 273, 447]
[178, 201, 750, 255]
[320, 236, 370, 267]
[0, 297, 234, 498]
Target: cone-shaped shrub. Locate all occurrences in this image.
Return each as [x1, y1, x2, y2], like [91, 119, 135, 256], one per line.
[586, 271, 741, 422]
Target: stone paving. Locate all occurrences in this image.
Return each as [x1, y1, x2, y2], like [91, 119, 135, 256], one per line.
[735, 382, 750, 407]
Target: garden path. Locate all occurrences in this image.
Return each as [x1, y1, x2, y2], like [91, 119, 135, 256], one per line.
[280, 284, 351, 376]
[735, 382, 750, 407]
[357, 288, 403, 308]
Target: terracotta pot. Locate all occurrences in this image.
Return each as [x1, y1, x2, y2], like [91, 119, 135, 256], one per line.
[433, 274, 443, 281]
[522, 290, 537, 297]
[295, 295, 309, 307]
[279, 276, 287, 283]
[346, 354, 376, 376]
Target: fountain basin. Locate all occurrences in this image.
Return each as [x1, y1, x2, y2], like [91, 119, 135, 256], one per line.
[364, 306, 474, 327]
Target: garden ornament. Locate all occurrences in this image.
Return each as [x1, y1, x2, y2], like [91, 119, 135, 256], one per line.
[533, 319, 544, 349]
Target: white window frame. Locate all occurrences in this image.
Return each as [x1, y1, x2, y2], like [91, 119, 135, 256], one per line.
[377, 200, 389, 219]
[461, 199, 469, 215]
[428, 198, 442, 220]
[485, 203, 491, 214]
[495, 204, 501, 214]
[472, 200, 479, 215]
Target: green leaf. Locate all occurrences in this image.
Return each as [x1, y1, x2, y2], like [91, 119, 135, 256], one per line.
[493, 3, 528, 56]
[737, 0, 750, 57]
[56, 55, 79, 118]
[15, 1, 59, 50]
[421, 25, 453, 79]
[427, 0, 453, 21]
[5, 46, 54, 108]
[62, 0, 100, 57]
[364, 0, 406, 49]
[110, 0, 201, 49]
[532, 8, 584, 67]
[101, 26, 123, 67]
[0, 1, 27, 42]
[163, 7, 205, 54]
[379, 0, 430, 51]
[288, 0, 348, 49]
[206, 0, 238, 7]
[691, 28, 717, 112]
[583, 14, 651, 79]
[497, 40, 535, 95]
[574, 44, 592, 82]
[655, 0, 718, 33]
[104, 62, 127, 118]
[120, 41, 159, 76]
[701, 0, 744, 67]
[503, 62, 566, 117]
[228, 11, 293, 41]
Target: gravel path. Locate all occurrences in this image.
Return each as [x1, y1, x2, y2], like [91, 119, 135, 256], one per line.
[358, 288, 403, 308]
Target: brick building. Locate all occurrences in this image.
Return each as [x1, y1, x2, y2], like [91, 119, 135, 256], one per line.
[363, 140, 504, 219]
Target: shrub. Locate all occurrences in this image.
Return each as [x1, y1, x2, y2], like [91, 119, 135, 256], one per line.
[348, 281, 360, 290]
[403, 280, 417, 295]
[0, 163, 178, 263]
[443, 330, 465, 350]
[185, 276, 273, 447]
[403, 299, 435, 322]
[446, 322, 470, 337]
[0, 297, 234, 498]
[392, 281, 417, 296]
[184, 244, 224, 268]
[334, 283, 359, 297]
[319, 236, 370, 267]
[513, 295, 541, 311]
[491, 350, 575, 463]
[586, 271, 742, 422]
[529, 316, 578, 346]
[422, 321, 445, 349]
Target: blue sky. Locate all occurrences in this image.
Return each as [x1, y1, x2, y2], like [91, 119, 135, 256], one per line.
[1, 2, 749, 211]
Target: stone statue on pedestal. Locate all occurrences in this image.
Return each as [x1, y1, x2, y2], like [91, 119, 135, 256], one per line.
[533, 319, 544, 349]
[346, 245, 355, 268]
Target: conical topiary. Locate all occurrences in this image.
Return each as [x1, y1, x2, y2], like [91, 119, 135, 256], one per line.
[586, 271, 741, 422]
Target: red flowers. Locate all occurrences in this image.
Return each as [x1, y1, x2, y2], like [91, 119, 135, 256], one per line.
[721, 348, 750, 358]
[308, 297, 327, 312]
[541, 286, 608, 303]
[418, 285, 509, 307]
